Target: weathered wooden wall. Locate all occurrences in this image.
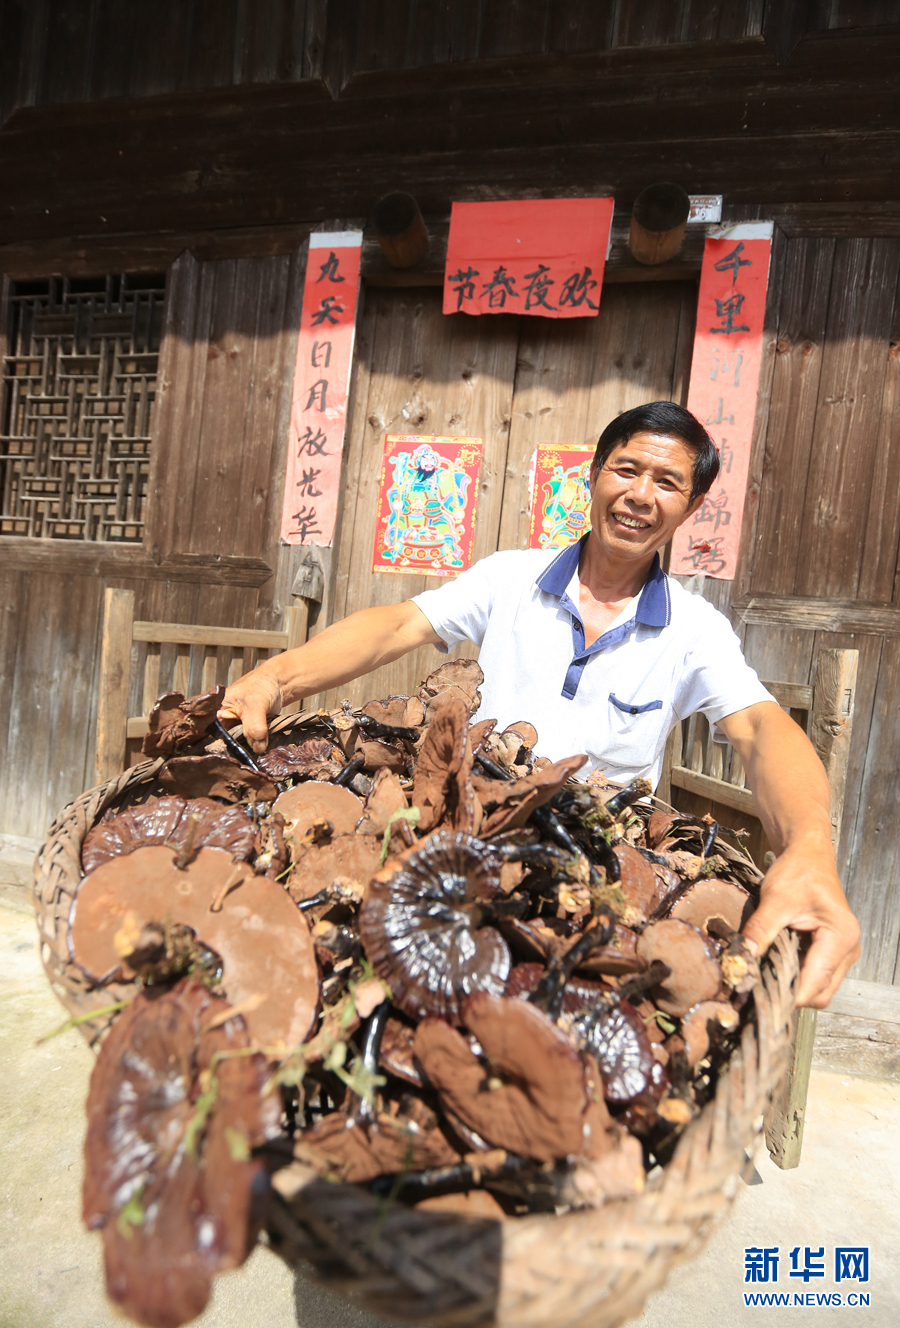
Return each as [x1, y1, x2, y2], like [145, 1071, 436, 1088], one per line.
[673, 234, 900, 985]
[0, 250, 304, 840]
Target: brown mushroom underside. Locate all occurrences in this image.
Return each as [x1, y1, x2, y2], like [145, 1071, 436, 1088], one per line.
[70, 846, 319, 1050]
[273, 782, 364, 837]
[158, 756, 278, 803]
[415, 994, 611, 1164]
[82, 797, 256, 874]
[669, 878, 754, 935]
[636, 919, 723, 1018]
[474, 753, 587, 836]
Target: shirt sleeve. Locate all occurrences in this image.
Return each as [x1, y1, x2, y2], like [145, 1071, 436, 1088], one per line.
[411, 553, 502, 652]
[674, 600, 776, 734]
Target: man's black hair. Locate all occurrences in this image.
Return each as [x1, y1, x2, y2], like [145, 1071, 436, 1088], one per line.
[592, 401, 719, 503]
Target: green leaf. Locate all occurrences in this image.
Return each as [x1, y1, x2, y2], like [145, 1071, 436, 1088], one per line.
[224, 1127, 250, 1163]
[184, 1081, 218, 1161]
[116, 1188, 146, 1238]
[380, 807, 420, 865]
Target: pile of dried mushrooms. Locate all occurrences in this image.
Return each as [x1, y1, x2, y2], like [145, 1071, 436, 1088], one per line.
[69, 661, 764, 1328]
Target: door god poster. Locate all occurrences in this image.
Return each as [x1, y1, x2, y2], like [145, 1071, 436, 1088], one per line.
[372, 435, 483, 577]
[528, 443, 594, 550]
[670, 222, 773, 580]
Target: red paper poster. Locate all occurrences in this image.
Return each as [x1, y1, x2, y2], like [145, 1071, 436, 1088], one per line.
[528, 443, 594, 550]
[281, 231, 362, 545]
[670, 224, 773, 580]
[443, 198, 614, 319]
[372, 435, 483, 577]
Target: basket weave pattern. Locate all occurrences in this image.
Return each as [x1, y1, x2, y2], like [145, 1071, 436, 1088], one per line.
[32, 714, 799, 1327]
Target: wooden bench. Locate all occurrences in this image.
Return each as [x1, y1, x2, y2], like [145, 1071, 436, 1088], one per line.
[93, 587, 307, 784]
[658, 647, 859, 1170]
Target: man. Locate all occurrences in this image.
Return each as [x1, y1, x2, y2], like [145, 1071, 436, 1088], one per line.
[221, 401, 859, 1009]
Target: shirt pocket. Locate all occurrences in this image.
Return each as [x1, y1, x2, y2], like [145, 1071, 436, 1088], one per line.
[603, 692, 666, 769]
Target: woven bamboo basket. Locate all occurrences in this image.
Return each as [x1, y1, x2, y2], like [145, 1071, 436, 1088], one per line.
[32, 711, 800, 1328]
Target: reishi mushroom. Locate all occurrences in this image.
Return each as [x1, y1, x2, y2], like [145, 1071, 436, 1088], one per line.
[158, 756, 277, 803]
[69, 846, 319, 1050]
[273, 781, 364, 837]
[83, 979, 279, 1328]
[635, 918, 723, 1018]
[360, 830, 510, 1021]
[82, 796, 256, 874]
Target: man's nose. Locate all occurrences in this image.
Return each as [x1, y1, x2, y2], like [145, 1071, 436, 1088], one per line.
[626, 472, 654, 503]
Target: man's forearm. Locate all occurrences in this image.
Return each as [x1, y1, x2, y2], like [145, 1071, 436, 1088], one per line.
[258, 602, 441, 704]
[726, 702, 834, 860]
[718, 700, 859, 1007]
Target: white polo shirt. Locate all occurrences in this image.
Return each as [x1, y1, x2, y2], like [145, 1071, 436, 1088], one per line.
[412, 537, 774, 788]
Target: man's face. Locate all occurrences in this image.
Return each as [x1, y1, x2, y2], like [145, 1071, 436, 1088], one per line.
[588, 432, 703, 562]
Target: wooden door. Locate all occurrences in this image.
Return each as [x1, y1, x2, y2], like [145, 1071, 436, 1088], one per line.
[320, 280, 696, 709]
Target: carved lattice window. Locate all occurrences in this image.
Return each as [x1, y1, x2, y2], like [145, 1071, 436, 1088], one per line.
[0, 273, 165, 541]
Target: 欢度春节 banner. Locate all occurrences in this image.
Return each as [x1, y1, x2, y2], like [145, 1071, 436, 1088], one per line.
[443, 199, 614, 318]
[281, 231, 363, 546]
[670, 222, 773, 580]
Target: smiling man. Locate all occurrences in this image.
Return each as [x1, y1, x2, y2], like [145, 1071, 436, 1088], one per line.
[221, 401, 859, 1008]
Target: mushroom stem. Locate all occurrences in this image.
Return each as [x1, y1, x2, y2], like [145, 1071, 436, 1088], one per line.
[209, 865, 246, 913]
[529, 912, 618, 1018]
[369, 1152, 533, 1202]
[352, 1003, 389, 1125]
[603, 778, 653, 818]
[349, 709, 420, 743]
[618, 958, 672, 1004]
[332, 755, 365, 788]
[212, 719, 267, 776]
[701, 819, 718, 859]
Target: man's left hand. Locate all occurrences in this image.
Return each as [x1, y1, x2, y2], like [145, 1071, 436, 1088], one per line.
[741, 837, 860, 1008]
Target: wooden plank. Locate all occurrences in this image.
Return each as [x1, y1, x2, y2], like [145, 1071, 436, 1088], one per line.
[734, 593, 900, 636]
[499, 281, 694, 553]
[739, 236, 834, 598]
[860, 263, 900, 602]
[93, 588, 135, 784]
[808, 630, 882, 879]
[765, 1007, 817, 1168]
[324, 286, 519, 710]
[669, 766, 757, 815]
[829, 975, 900, 1022]
[795, 238, 900, 599]
[132, 622, 288, 648]
[838, 638, 900, 983]
[763, 681, 813, 709]
[0, 539, 274, 588]
[812, 1012, 900, 1080]
[809, 648, 858, 846]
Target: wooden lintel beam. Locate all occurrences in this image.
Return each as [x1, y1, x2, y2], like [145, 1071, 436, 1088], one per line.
[734, 593, 900, 638]
[0, 537, 274, 587]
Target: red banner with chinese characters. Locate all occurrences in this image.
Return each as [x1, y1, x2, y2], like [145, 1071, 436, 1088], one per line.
[670, 224, 773, 580]
[527, 443, 594, 550]
[281, 231, 362, 546]
[443, 198, 614, 319]
[372, 435, 483, 577]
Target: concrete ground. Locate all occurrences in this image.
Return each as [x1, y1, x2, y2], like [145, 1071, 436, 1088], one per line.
[2, 858, 898, 1328]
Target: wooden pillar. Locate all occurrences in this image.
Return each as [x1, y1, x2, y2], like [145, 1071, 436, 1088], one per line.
[628, 183, 690, 266]
[93, 588, 135, 786]
[765, 648, 858, 1170]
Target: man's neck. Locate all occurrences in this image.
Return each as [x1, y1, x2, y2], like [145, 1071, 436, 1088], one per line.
[577, 536, 657, 604]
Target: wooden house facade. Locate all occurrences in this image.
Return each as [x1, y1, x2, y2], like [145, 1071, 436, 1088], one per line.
[1, 1, 899, 986]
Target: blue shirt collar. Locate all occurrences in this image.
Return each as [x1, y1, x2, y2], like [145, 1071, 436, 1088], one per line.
[535, 535, 671, 628]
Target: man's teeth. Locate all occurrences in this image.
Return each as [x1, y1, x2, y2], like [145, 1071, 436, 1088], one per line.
[616, 515, 649, 529]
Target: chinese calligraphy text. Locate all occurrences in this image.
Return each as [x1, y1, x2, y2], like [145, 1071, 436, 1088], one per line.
[670, 227, 773, 580]
[443, 198, 614, 320]
[281, 232, 362, 545]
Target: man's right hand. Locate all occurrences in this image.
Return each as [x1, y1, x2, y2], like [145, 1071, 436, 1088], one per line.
[219, 669, 284, 754]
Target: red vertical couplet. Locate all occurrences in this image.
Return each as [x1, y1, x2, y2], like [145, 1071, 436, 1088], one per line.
[670, 225, 773, 580]
[443, 199, 614, 319]
[281, 231, 363, 545]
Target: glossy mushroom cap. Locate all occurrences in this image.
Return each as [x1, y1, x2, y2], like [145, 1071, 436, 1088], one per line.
[360, 830, 510, 1022]
[82, 796, 255, 874]
[83, 980, 279, 1328]
[158, 756, 277, 803]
